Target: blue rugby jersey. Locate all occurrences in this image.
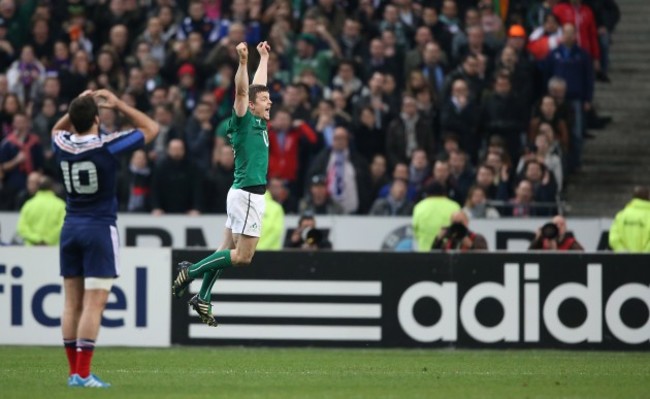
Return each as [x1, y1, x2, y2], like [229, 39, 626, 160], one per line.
[52, 129, 144, 223]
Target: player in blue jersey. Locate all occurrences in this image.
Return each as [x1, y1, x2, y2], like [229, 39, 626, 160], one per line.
[52, 89, 158, 388]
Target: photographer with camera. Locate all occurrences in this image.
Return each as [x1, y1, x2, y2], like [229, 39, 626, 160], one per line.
[283, 213, 333, 250]
[528, 215, 584, 251]
[431, 211, 488, 251]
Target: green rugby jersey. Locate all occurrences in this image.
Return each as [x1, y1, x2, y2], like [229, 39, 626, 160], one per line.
[227, 109, 269, 189]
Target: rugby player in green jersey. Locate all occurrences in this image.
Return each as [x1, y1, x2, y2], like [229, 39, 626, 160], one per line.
[172, 41, 272, 326]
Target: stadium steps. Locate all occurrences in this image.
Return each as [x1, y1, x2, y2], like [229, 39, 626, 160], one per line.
[565, 0, 650, 217]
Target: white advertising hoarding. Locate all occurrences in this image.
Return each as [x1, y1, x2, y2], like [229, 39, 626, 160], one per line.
[0, 247, 171, 346]
[0, 213, 613, 251]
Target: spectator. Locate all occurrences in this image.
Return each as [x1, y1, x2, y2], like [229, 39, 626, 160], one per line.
[609, 186, 650, 253]
[184, 101, 214, 170]
[440, 79, 479, 159]
[0, 112, 44, 209]
[368, 154, 390, 205]
[529, 215, 584, 251]
[14, 170, 41, 210]
[257, 191, 285, 251]
[378, 4, 410, 49]
[94, 47, 125, 93]
[148, 104, 181, 164]
[58, 50, 90, 100]
[463, 185, 500, 219]
[218, 0, 262, 44]
[404, 26, 434, 83]
[151, 139, 202, 215]
[474, 163, 499, 200]
[364, 37, 400, 81]
[529, 95, 570, 155]
[338, 18, 365, 65]
[268, 176, 298, 214]
[521, 159, 558, 209]
[355, 72, 395, 129]
[117, 149, 152, 213]
[456, 25, 496, 72]
[479, 72, 527, 164]
[432, 210, 488, 251]
[426, 11, 451, 51]
[408, 148, 430, 193]
[16, 176, 65, 246]
[412, 182, 461, 251]
[307, 0, 347, 37]
[419, 42, 448, 98]
[544, 23, 594, 172]
[268, 107, 318, 197]
[138, 17, 167, 64]
[284, 213, 333, 250]
[443, 53, 482, 103]
[423, 158, 456, 200]
[553, 0, 600, 64]
[378, 162, 418, 202]
[439, 0, 461, 36]
[291, 32, 339, 85]
[298, 174, 345, 216]
[32, 96, 59, 151]
[369, 179, 414, 216]
[311, 99, 340, 149]
[332, 60, 363, 104]
[0, 18, 14, 72]
[307, 126, 371, 214]
[527, 13, 563, 61]
[449, 149, 475, 204]
[281, 83, 311, 121]
[353, 106, 386, 163]
[204, 145, 234, 214]
[385, 95, 436, 167]
[479, 0, 504, 42]
[507, 179, 535, 217]
[6, 45, 45, 104]
[517, 132, 564, 191]
[527, 0, 561, 29]
[177, 0, 220, 44]
[588, 0, 620, 81]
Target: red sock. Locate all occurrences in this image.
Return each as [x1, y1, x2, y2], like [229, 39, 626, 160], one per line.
[76, 339, 95, 378]
[64, 339, 77, 376]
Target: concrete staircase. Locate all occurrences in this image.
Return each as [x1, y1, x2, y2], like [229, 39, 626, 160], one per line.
[565, 0, 650, 216]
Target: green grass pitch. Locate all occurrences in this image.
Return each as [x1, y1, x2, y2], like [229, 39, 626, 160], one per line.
[1, 346, 649, 399]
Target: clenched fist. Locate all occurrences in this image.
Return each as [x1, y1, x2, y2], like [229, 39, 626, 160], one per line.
[256, 41, 271, 57]
[236, 42, 248, 61]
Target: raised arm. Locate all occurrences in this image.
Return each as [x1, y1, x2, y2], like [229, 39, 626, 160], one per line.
[234, 42, 250, 117]
[252, 41, 271, 86]
[93, 89, 159, 144]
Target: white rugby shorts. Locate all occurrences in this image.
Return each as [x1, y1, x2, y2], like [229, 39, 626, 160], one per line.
[225, 188, 265, 237]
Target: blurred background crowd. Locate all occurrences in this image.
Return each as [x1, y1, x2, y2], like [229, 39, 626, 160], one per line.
[0, 0, 621, 220]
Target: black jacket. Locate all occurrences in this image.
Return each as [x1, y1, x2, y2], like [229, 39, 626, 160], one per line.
[151, 157, 203, 213]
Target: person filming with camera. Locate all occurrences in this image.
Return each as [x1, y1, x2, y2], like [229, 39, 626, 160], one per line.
[528, 215, 584, 251]
[284, 213, 333, 250]
[432, 211, 488, 251]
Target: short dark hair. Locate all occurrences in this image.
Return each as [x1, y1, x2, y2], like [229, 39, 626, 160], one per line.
[249, 84, 269, 102]
[68, 96, 98, 133]
[633, 186, 650, 201]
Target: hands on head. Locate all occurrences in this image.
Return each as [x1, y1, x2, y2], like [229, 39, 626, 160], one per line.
[77, 89, 120, 109]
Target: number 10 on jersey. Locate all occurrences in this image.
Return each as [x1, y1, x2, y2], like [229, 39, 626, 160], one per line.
[60, 161, 99, 194]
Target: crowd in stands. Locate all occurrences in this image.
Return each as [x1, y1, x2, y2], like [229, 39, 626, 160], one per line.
[0, 0, 620, 219]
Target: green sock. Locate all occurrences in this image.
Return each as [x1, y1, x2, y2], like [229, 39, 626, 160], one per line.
[188, 250, 232, 279]
[198, 269, 223, 302]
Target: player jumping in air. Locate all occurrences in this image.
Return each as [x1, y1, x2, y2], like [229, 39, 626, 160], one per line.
[172, 41, 272, 326]
[54, 90, 159, 387]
